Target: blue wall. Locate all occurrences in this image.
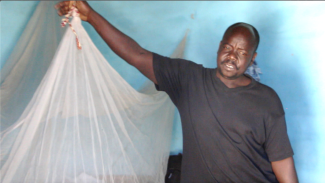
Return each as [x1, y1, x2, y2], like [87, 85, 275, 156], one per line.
[1, 1, 325, 182]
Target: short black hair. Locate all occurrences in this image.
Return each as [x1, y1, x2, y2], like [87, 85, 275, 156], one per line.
[224, 22, 260, 52]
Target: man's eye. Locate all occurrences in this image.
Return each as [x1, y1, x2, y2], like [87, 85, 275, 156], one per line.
[240, 52, 247, 55]
[224, 46, 230, 49]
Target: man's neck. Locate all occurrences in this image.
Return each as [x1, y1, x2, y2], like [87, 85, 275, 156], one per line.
[216, 72, 252, 89]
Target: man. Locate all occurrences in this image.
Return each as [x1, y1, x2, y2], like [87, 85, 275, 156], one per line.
[56, 1, 298, 182]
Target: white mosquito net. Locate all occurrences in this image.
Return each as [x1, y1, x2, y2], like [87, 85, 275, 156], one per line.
[0, 2, 188, 183]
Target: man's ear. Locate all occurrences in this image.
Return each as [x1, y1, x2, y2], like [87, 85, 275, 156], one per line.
[249, 52, 258, 66]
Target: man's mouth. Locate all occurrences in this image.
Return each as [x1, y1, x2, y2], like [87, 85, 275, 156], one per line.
[225, 63, 235, 69]
[222, 61, 237, 71]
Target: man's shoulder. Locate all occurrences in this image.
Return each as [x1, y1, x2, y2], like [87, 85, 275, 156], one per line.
[255, 81, 279, 97]
[253, 81, 284, 110]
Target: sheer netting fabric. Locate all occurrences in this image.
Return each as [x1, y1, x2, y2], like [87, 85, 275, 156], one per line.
[0, 2, 66, 131]
[0, 2, 189, 183]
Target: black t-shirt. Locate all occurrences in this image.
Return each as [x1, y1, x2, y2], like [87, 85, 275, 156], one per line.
[153, 53, 294, 183]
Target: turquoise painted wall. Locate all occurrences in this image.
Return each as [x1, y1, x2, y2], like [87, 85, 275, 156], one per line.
[1, 1, 325, 182]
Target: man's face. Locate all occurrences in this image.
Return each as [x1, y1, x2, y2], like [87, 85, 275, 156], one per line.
[216, 27, 257, 80]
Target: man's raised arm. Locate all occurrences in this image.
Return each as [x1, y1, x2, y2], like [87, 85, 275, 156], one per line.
[55, 1, 157, 84]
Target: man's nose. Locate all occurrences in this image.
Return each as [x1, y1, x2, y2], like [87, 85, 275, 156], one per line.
[227, 51, 237, 61]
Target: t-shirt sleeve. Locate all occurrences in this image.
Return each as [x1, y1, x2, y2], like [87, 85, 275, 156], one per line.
[264, 91, 294, 162]
[152, 52, 197, 105]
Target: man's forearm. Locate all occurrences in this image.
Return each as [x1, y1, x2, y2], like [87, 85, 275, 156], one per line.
[271, 157, 299, 183]
[87, 10, 151, 66]
[85, 8, 156, 83]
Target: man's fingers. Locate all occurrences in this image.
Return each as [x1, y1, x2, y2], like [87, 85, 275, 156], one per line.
[69, 1, 75, 9]
[65, 1, 70, 12]
[57, 8, 67, 16]
[55, 1, 72, 16]
[54, 1, 66, 10]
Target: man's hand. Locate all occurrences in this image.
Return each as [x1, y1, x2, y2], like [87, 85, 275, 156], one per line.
[271, 157, 299, 183]
[55, 1, 93, 22]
